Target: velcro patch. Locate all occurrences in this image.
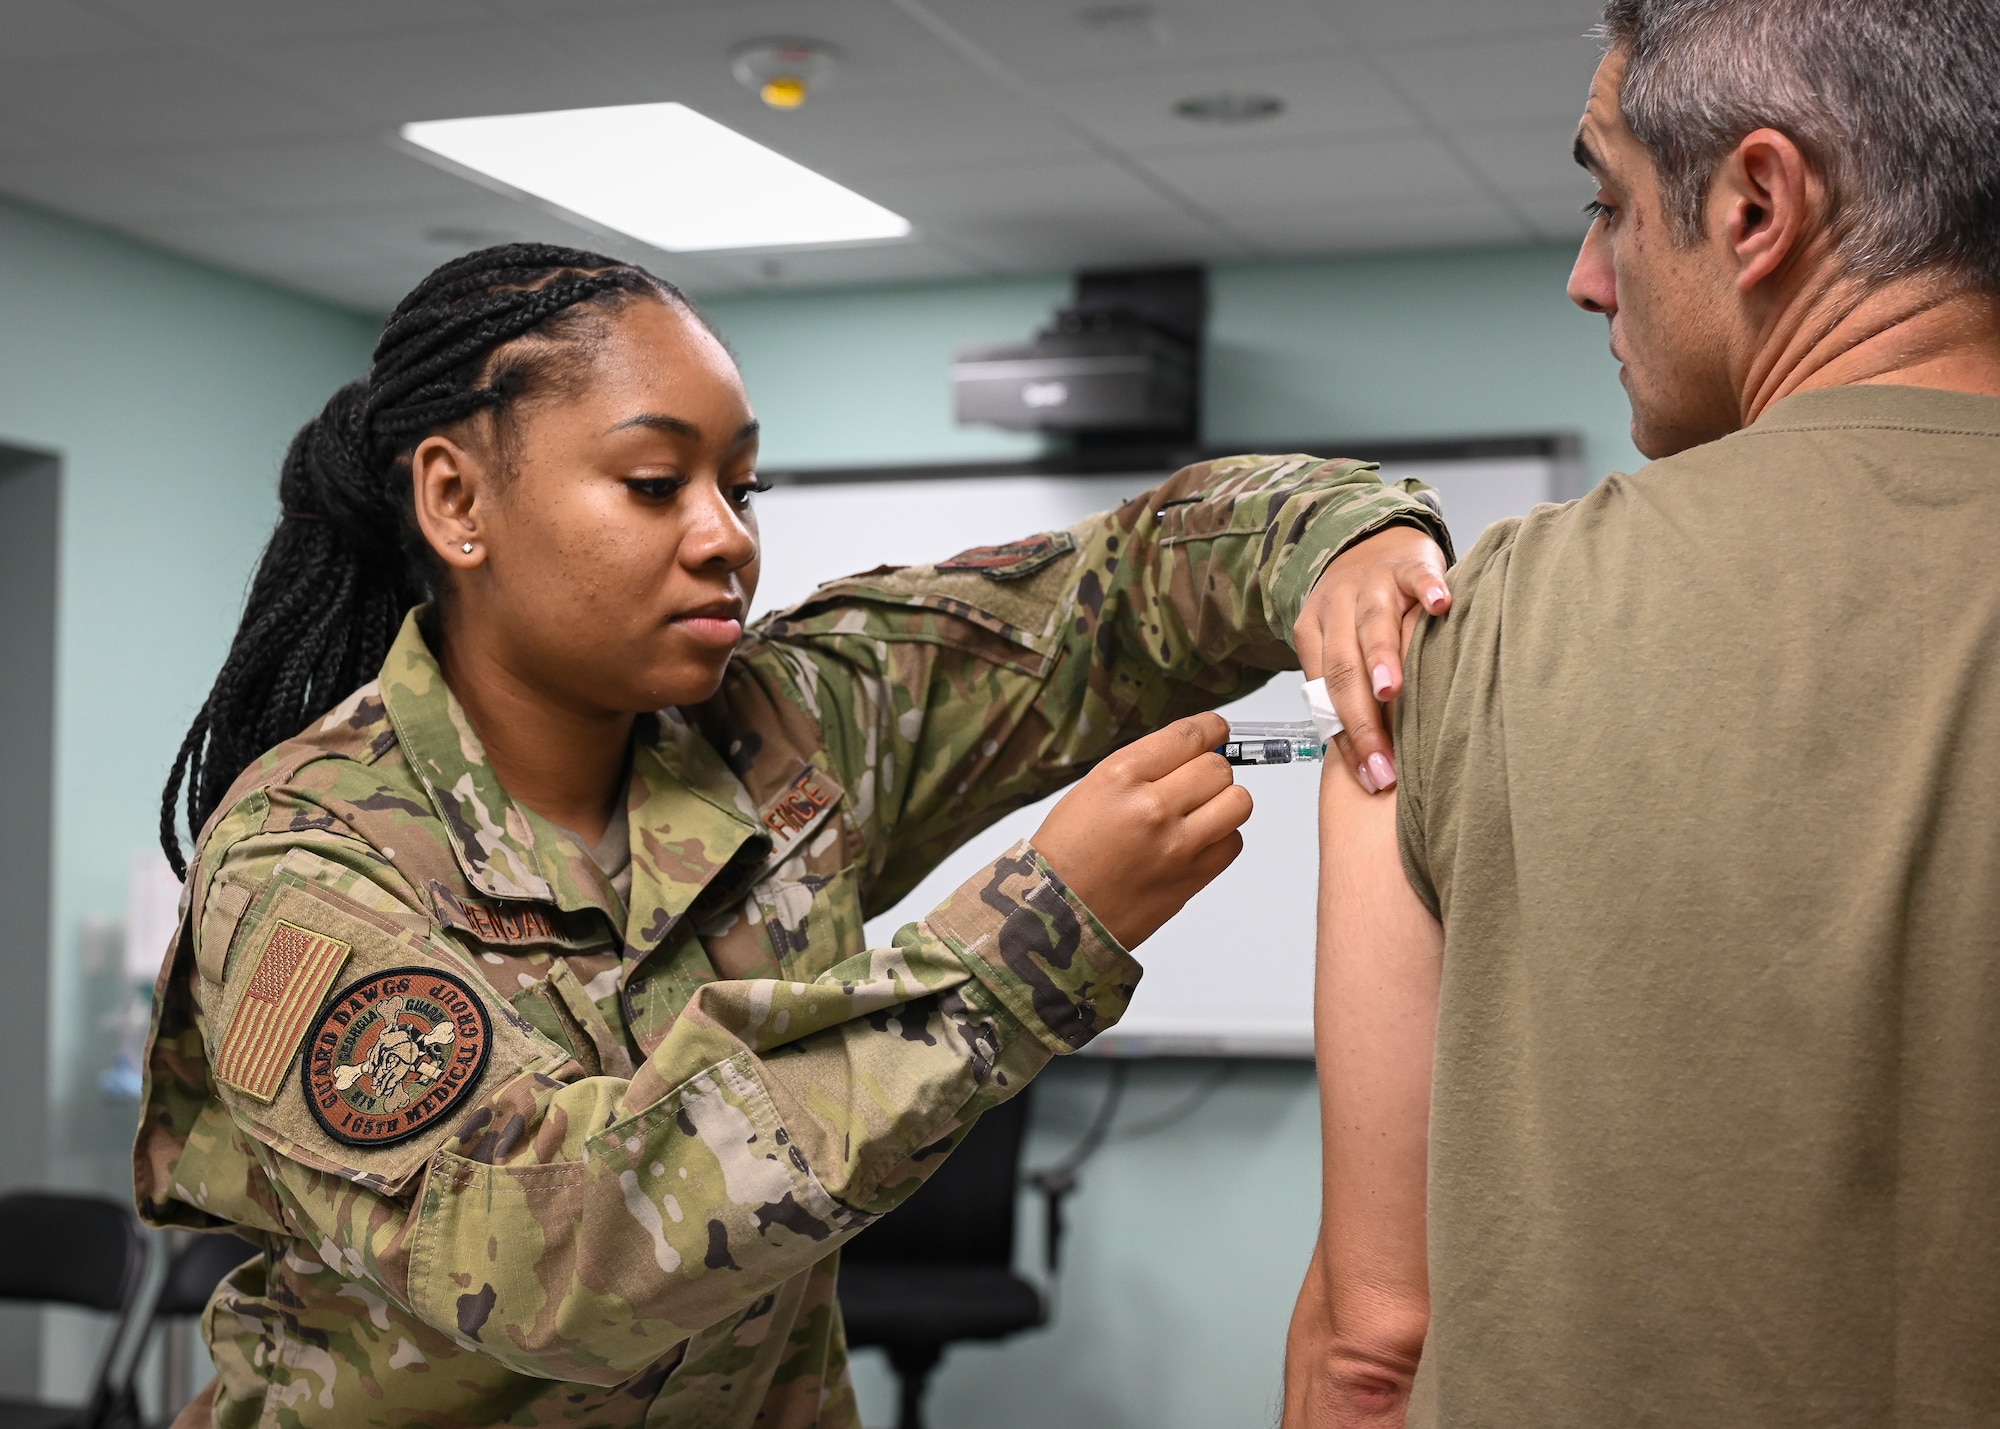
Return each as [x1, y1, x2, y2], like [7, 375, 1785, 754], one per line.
[937, 530, 1076, 580]
[427, 883, 607, 951]
[758, 765, 843, 862]
[214, 921, 351, 1103]
[303, 967, 492, 1148]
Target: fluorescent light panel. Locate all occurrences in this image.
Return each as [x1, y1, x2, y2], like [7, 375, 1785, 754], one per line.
[402, 102, 911, 252]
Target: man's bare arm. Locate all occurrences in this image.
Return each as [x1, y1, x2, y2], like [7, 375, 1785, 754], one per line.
[1284, 768, 1444, 1427]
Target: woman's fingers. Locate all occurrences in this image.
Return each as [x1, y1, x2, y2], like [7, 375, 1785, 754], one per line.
[1182, 782, 1253, 854]
[1113, 712, 1229, 783]
[1294, 526, 1452, 796]
[1152, 746, 1236, 816]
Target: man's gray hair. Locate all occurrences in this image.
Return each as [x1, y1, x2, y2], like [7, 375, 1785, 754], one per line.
[1599, 0, 2000, 292]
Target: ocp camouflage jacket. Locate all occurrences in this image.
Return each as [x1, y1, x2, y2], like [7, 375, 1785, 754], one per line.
[135, 455, 1444, 1428]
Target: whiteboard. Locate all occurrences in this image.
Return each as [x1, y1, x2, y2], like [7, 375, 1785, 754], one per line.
[751, 455, 1562, 1057]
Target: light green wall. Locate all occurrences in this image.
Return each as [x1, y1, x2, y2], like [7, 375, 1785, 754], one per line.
[0, 195, 377, 1193]
[704, 242, 1641, 481]
[703, 242, 1640, 1429]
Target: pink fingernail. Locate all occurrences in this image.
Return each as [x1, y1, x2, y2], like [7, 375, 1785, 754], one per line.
[1366, 753, 1397, 791]
[1370, 664, 1393, 699]
[1427, 586, 1448, 605]
[1356, 764, 1378, 795]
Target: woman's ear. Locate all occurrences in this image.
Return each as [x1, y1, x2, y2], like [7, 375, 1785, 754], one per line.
[410, 433, 488, 574]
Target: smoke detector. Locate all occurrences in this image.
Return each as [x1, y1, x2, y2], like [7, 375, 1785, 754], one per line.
[731, 39, 840, 111]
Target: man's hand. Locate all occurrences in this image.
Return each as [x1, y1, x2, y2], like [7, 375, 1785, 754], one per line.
[1032, 713, 1251, 949]
[1294, 525, 1451, 794]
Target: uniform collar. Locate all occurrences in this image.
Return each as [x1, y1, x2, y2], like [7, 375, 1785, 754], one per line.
[377, 611, 768, 951]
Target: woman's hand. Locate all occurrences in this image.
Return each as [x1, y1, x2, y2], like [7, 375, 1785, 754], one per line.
[1293, 525, 1452, 795]
[1032, 713, 1251, 950]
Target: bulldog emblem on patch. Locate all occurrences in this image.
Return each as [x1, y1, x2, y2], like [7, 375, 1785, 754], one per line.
[302, 967, 492, 1147]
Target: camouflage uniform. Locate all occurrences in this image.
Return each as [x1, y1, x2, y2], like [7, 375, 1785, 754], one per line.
[135, 456, 1443, 1427]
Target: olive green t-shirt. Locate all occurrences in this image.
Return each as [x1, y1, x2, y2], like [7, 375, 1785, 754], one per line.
[1396, 385, 2000, 1427]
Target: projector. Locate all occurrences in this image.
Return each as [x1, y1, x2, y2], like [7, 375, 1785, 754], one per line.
[952, 309, 1197, 434]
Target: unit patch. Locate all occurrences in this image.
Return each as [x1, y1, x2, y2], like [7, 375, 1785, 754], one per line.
[937, 530, 1076, 580]
[302, 967, 492, 1147]
[214, 920, 352, 1103]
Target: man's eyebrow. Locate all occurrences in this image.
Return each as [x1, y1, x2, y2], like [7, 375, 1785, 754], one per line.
[1573, 130, 1604, 174]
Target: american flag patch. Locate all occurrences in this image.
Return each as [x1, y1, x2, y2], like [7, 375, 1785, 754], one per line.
[214, 920, 350, 1104]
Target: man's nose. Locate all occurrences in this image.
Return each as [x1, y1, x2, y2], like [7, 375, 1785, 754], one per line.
[1568, 224, 1615, 315]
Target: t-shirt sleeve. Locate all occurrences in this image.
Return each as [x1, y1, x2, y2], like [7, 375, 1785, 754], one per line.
[1394, 516, 1526, 919]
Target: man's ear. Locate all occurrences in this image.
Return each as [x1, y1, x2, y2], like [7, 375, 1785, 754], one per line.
[1711, 126, 1823, 293]
[410, 432, 488, 575]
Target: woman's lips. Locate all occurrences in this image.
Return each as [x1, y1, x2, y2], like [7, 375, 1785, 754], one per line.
[673, 613, 743, 648]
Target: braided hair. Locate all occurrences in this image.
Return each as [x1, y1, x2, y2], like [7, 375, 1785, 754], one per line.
[160, 243, 687, 877]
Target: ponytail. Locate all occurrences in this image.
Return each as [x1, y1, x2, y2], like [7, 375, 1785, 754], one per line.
[160, 243, 685, 877]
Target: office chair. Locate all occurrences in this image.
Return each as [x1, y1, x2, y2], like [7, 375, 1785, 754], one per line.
[839, 1090, 1060, 1429]
[147, 1233, 258, 1426]
[0, 1192, 154, 1429]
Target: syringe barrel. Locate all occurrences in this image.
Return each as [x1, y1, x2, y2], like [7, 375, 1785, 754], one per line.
[1216, 720, 1326, 766]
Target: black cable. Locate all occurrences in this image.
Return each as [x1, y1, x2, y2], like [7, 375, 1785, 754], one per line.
[1108, 1060, 1239, 1142]
[1048, 1059, 1130, 1176]
[1022, 1059, 1241, 1281]
[1024, 1059, 1129, 1278]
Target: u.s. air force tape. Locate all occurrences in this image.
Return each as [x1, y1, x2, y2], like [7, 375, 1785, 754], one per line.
[301, 967, 491, 1147]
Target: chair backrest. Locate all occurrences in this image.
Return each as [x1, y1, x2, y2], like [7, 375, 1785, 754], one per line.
[842, 1088, 1030, 1267]
[155, 1233, 259, 1318]
[0, 1191, 145, 1313]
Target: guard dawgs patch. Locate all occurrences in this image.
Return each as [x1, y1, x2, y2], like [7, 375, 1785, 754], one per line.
[302, 967, 491, 1147]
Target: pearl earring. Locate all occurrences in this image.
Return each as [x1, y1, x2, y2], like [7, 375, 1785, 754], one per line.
[461, 542, 475, 554]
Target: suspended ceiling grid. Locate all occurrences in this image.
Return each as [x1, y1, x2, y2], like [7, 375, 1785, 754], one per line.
[0, 0, 1606, 311]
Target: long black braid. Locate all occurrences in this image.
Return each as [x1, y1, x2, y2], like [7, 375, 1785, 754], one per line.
[160, 243, 686, 878]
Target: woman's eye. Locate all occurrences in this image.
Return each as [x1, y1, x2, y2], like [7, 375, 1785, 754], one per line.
[624, 476, 687, 500]
[729, 477, 773, 510]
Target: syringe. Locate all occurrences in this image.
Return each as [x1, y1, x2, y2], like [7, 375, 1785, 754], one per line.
[1218, 722, 1325, 766]
[1214, 678, 1346, 767]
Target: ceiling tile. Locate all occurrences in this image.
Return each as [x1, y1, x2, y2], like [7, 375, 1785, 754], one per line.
[0, 0, 1627, 305]
[857, 152, 1243, 258]
[88, 0, 494, 41]
[0, 1, 156, 62]
[1505, 184, 1597, 242]
[917, 0, 1343, 76]
[1452, 121, 1587, 198]
[1324, 0, 1603, 50]
[687, 241, 986, 293]
[741, 88, 1094, 182]
[917, 172, 1238, 269]
[149, 137, 491, 212]
[1041, 53, 1421, 155]
[1141, 132, 1484, 211]
[0, 149, 230, 224]
[1372, 32, 1600, 130]
[1221, 191, 1526, 254]
[139, 210, 411, 276]
[244, 26, 651, 125]
[544, 0, 981, 100]
[316, 189, 647, 264]
[0, 52, 354, 148]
